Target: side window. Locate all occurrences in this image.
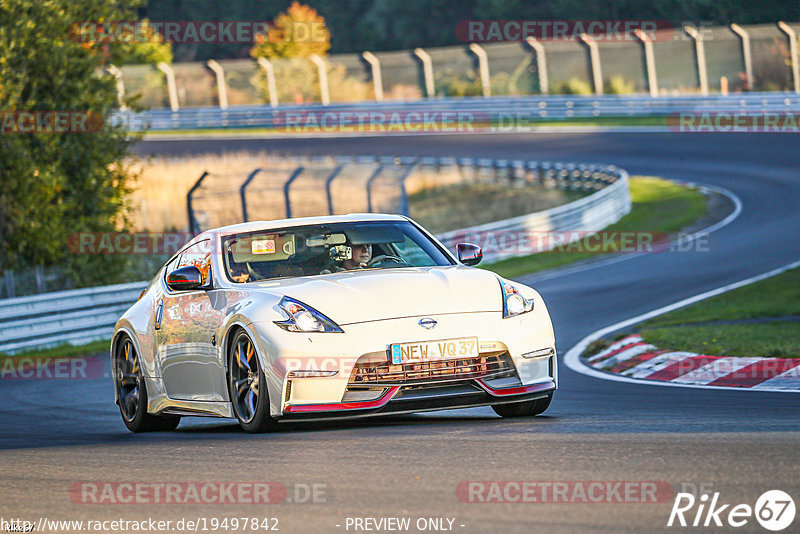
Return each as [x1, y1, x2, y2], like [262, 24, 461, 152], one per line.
[177, 240, 213, 285]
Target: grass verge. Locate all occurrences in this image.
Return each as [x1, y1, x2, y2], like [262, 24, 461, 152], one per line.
[635, 267, 800, 358]
[484, 176, 708, 278]
[0, 339, 110, 361]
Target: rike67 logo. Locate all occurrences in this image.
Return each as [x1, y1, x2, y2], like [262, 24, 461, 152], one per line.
[668, 489, 796, 531]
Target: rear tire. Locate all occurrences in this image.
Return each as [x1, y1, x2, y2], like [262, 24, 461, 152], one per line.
[115, 336, 181, 432]
[228, 329, 279, 433]
[492, 393, 553, 418]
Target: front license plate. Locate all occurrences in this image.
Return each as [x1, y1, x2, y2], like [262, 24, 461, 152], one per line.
[390, 337, 479, 365]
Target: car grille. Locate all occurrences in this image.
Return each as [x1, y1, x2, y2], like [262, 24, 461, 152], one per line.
[347, 351, 516, 387]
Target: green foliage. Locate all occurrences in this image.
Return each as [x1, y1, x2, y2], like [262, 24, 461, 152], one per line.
[251, 2, 331, 60]
[435, 69, 484, 97]
[550, 77, 593, 95]
[149, 0, 800, 60]
[606, 75, 635, 95]
[0, 0, 145, 285]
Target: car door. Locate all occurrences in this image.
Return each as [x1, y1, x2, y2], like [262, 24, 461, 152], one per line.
[156, 239, 226, 401]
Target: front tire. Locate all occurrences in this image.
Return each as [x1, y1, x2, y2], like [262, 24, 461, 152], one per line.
[115, 336, 180, 432]
[228, 330, 278, 433]
[492, 393, 553, 418]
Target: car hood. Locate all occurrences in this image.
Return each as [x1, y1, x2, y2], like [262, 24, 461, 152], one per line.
[249, 266, 502, 325]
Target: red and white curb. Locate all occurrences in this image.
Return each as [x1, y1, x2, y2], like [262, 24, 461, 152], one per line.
[584, 334, 800, 390]
[564, 258, 800, 394]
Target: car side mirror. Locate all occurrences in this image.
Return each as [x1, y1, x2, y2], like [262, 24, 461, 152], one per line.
[457, 243, 483, 266]
[166, 266, 204, 291]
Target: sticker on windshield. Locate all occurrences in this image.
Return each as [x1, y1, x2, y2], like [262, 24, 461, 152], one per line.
[251, 239, 276, 254]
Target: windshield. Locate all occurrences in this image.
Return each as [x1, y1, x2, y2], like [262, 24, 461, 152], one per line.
[222, 221, 454, 283]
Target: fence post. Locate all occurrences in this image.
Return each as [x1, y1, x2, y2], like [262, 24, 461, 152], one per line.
[107, 65, 126, 109]
[240, 169, 263, 222]
[578, 33, 603, 95]
[256, 57, 279, 107]
[524, 37, 548, 94]
[4, 270, 15, 299]
[283, 167, 306, 219]
[365, 164, 385, 213]
[325, 164, 346, 215]
[634, 29, 659, 97]
[361, 51, 384, 101]
[414, 48, 435, 98]
[684, 25, 709, 96]
[468, 43, 492, 97]
[730, 24, 753, 91]
[186, 171, 209, 234]
[777, 22, 800, 94]
[157, 62, 180, 112]
[206, 59, 229, 110]
[397, 160, 418, 216]
[34, 266, 45, 294]
[310, 55, 330, 106]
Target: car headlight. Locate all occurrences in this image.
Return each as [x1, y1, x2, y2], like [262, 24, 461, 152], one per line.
[274, 296, 343, 333]
[500, 279, 534, 318]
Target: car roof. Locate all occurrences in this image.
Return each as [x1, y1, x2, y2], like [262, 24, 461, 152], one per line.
[191, 213, 410, 245]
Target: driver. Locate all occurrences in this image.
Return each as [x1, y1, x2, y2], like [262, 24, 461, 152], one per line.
[342, 243, 372, 270]
[321, 242, 372, 274]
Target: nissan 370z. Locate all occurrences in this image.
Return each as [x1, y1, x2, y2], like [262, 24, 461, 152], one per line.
[111, 214, 557, 433]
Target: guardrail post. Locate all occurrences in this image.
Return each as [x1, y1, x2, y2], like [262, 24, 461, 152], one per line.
[256, 57, 279, 107]
[283, 167, 305, 218]
[468, 43, 492, 97]
[684, 25, 709, 96]
[107, 65, 127, 109]
[361, 51, 384, 101]
[777, 22, 800, 94]
[157, 62, 180, 112]
[4, 270, 15, 298]
[414, 48, 436, 98]
[524, 38, 548, 94]
[310, 55, 331, 106]
[206, 59, 229, 110]
[730, 24, 753, 90]
[325, 164, 346, 215]
[240, 168, 263, 222]
[634, 29, 659, 97]
[186, 171, 209, 234]
[578, 33, 603, 95]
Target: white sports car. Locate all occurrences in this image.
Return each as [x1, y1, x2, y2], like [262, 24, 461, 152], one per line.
[112, 214, 557, 433]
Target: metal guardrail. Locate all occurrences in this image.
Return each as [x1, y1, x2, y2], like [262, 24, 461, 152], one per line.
[0, 282, 147, 354]
[114, 92, 800, 132]
[0, 159, 630, 354]
[437, 166, 631, 263]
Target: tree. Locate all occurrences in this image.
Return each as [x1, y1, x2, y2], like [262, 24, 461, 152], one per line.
[251, 1, 331, 59]
[0, 0, 163, 284]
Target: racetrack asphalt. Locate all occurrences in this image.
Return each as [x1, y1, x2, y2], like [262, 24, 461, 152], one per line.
[1, 132, 798, 533]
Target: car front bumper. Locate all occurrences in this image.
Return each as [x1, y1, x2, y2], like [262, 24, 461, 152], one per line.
[250, 305, 557, 418]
